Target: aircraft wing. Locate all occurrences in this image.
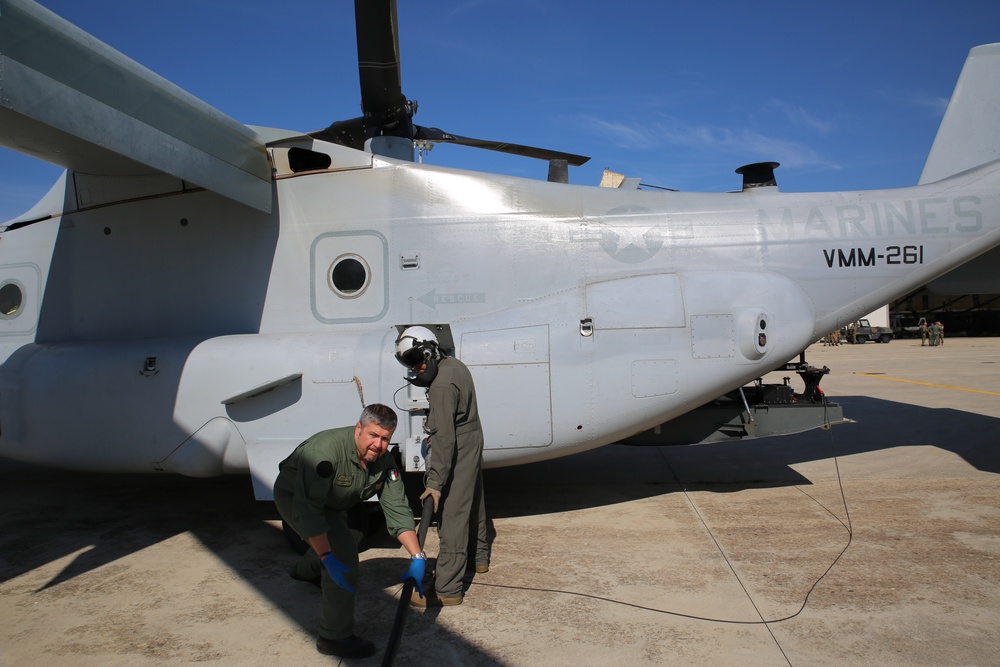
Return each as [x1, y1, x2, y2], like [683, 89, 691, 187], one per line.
[0, 0, 272, 213]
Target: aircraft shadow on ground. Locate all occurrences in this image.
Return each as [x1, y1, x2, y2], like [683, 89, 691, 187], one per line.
[0, 463, 504, 665]
[483, 394, 1000, 520]
[1, 394, 995, 663]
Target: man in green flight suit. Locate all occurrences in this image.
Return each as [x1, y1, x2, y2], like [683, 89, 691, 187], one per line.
[930, 321, 944, 346]
[394, 326, 489, 608]
[273, 403, 426, 659]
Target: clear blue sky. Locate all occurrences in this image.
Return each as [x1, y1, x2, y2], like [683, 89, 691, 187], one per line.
[2, 0, 999, 221]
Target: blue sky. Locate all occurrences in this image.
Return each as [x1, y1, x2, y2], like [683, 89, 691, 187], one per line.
[2, 0, 999, 220]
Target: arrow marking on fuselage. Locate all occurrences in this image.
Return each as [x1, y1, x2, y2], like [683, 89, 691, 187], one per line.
[418, 289, 487, 309]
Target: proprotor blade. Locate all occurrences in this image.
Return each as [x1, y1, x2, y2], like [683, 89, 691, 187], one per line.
[355, 0, 407, 131]
[415, 126, 590, 166]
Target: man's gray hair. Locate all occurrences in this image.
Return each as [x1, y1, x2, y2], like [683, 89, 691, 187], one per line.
[359, 403, 397, 431]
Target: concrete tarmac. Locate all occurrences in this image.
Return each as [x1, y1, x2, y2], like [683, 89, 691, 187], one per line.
[2, 337, 999, 666]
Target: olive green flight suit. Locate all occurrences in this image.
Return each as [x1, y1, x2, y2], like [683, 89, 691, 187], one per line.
[425, 356, 489, 599]
[273, 426, 414, 641]
[930, 323, 943, 346]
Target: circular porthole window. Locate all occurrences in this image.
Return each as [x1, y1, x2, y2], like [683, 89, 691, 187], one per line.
[0, 281, 24, 318]
[329, 254, 371, 298]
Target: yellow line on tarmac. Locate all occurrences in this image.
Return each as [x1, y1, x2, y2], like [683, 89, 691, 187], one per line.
[858, 373, 1000, 396]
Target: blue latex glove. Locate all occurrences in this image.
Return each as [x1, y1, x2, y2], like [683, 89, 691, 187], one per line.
[400, 556, 426, 598]
[321, 552, 355, 593]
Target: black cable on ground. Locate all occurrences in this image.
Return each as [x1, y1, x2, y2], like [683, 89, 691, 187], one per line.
[391, 403, 854, 666]
[465, 423, 854, 629]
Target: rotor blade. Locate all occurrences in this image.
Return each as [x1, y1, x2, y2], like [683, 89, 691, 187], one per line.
[415, 126, 590, 166]
[354, 0, 407, 129]
[309, 117, 367, 150]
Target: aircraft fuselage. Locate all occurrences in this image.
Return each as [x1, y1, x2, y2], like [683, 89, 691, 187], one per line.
[1, 140, 998, 498]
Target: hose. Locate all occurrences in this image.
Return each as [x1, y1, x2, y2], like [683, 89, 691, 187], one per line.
[381, 493, 434, 666]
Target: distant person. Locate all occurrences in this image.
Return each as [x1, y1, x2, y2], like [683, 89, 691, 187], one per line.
[920, 321, 929, 346]
[395, 326, 490, 608]
[850, 322, 858, 344]
[939, 321, 945, 345]
[273, 404, 427, 659]
[930, 321, 943, 346]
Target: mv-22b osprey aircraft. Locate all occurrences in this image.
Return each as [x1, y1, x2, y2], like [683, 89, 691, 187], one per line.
[1, 0, 999, 504]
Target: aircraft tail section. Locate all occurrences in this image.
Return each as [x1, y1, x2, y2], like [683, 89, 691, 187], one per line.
[920, 43, 1000, 184]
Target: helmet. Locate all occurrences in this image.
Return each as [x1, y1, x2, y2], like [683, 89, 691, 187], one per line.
[394, 326, 440, 369]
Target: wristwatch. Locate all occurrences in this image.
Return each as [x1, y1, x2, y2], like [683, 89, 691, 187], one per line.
[412, 551, 426, 560]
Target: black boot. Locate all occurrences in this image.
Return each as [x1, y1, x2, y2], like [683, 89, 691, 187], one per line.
[316, 634, 375, 659]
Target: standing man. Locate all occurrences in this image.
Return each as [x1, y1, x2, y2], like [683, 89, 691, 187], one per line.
[930, 321, 943, 346]
[395, 326, 489, 607]
[273, 404, 426, 659]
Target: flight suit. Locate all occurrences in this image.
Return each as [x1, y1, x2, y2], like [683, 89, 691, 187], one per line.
[930, 323, 943, 346]
[273, 427, 414, 641]
[425, 356, 489, 599]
